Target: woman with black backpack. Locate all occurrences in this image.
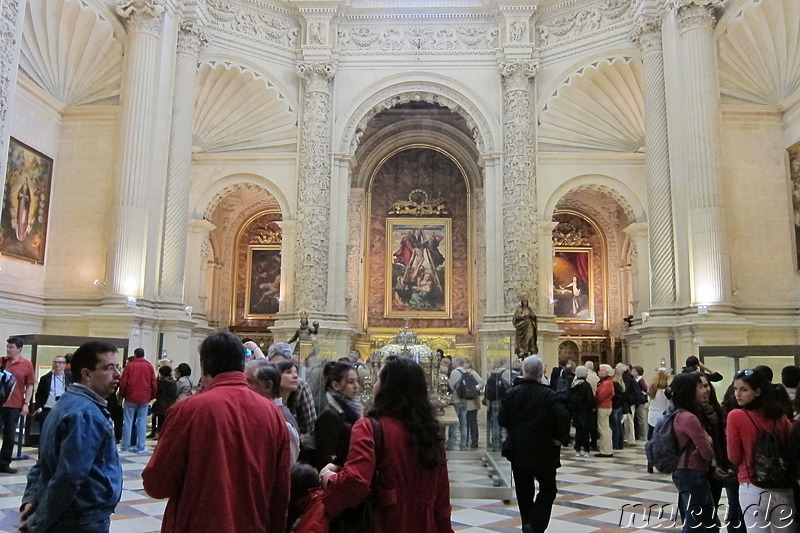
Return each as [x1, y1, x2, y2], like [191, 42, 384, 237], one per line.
[670, 373, 715, 533]
[727, 368, 794, 533]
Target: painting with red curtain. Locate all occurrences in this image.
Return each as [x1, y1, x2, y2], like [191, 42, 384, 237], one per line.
[553, 248, 593, 321]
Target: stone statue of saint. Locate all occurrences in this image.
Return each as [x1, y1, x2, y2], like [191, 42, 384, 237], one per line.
[288, 316, 319, 354]
[513, 299, 538, 358]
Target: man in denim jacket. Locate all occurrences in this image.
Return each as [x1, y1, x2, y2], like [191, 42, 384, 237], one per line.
[20, 341, 123, 533]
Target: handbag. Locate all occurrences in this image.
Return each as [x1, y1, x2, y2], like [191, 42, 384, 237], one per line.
[329, 417, 384, 533]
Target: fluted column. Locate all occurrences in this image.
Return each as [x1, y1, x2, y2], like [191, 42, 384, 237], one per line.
[108, 0, 165, 297]
[159, 21, 206, 302]
[674, 0, 730, 306]
[632, 16, 676, 308]
[499, 60, 538, 313]
[294, 61, 336, 314]
[0, 0, 25, 182]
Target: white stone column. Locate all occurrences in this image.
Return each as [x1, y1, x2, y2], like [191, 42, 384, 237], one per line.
[328, 156, 351, 314]
[108, 0, 165, 298]
[623, 222, 650, 316]
[537, 221, 558, 316]
[185, 217, 214, 318]
[481, 154, 504, 318]
[499, 60, 538, 313]
[294, 61, 336, 315]
[159, 20, 206, 303]
[345, 187, 365, 328]
[632, 16, 676, 308]
[0, 0, 25, 183]
[674, 0, 730, 307]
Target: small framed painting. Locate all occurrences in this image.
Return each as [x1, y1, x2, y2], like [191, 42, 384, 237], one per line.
[553, 247, 594, 322]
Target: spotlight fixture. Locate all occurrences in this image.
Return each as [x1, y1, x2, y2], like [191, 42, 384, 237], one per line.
[697, 305, 708, 315]
[184, 306, 193, 316]
[93, 279, 105, 287]
[126, 296, 137, 308]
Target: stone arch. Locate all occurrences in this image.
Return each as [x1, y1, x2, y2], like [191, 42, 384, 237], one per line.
[336, 76, 498, 156]
[544, 175, 643, 224]
[194, 174, 291, 221]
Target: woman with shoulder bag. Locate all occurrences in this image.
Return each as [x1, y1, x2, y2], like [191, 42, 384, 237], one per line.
[319, 355, 453, 533]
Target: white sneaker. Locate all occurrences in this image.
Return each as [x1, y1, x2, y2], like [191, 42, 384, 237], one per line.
[574, 451, 582, 457]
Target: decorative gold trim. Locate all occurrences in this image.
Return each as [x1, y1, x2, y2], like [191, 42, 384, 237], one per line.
[232, 210, 282, 322]
[248, 221, 282, 245]
[387, 188, 450, 217]
[384, 217, 452, 319]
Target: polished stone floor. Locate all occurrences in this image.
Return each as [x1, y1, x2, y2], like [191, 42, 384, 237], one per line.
[0, 437, 683, 533]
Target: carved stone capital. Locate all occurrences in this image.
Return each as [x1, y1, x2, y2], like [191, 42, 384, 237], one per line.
[673, 0, 722, 31]
[177, 20, 208, 55]
[297, 61, 337, 92]
[498, 60, 537, 92]
[630, 17, 662, 51]
[116, 0, 165, 33]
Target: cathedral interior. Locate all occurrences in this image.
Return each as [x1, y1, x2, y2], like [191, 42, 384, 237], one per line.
[0, 0, 799, 379]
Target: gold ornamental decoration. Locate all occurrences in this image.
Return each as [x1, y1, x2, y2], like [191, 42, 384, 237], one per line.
[387, 189, 450, 217]
[249, 221, 282, 245]
[552, 222, 590, 247]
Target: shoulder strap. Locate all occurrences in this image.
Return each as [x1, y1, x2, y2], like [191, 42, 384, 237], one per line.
[672, 410, 694, 469]
[370, 417, 384, 483]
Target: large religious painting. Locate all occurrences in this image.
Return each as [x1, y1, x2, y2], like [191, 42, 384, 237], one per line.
[385, 218, 451, 318]
[789, 141, 800, 270]
[245, 247, 281, 318]
[1, 139, 53, 264]
[553, 248, 594, 322]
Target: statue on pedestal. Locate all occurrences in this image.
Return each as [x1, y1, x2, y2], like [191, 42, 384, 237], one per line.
[288, 315, 319, 355]
[513, 299, 538, 358]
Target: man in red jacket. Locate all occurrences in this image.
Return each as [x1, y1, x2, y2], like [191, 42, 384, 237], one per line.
[142, 332, 290, 533]
[118, 348, 156, 454]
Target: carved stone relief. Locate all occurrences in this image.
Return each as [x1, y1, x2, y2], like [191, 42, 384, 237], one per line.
[206, 0, 298, 49]
[336, 22, 498, 52]
[537, 0, 633, 48]
[0, 0, 24, 181]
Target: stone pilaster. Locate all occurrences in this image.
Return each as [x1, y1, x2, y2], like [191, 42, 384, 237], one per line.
[0, 0, 25, 183]
[294, 61, 336, 314]
[673, 0, 730, 306]
[499, 60, 538, 313]
[623, 222, 650, 315]
[108, 0, 165, 297]
[159, 20, 206, 302]
[631, 16, 676, 308]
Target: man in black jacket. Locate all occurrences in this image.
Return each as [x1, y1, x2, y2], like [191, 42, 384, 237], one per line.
[33, 355, 72, 427]
[499, 355, 571, 533]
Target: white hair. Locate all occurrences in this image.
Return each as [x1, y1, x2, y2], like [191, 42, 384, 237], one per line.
[522, 355, 544, 381]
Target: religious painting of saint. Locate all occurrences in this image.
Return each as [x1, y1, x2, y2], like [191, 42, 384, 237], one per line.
[553, 248, 594, 322]
[385, 218, 451, 318]
[788, 141, 800, 270]
[245, 247, 281, 318]
[1, 139, 53, 264]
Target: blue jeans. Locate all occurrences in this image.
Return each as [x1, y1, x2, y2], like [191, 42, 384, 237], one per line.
[447, 404, 468, 451]
[44, 517, 110, 533]
[610, 407, 624, 450]
[467, 409, 479, 448]
[122, 401, 149, 452]
[672, 469, 716, 533]
[487, 401, 503, 452]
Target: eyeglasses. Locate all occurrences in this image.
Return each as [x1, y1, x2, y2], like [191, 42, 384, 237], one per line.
[736, 369, 754, 377]
[95, 364, 122, 373]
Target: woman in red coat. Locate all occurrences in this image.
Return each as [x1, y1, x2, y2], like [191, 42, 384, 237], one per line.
[319, 355, 453, 533]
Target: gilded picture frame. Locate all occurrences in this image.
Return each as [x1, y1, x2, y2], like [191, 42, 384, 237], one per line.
[1, 139, 53, 264]
[385, 218, 451, 318]
[245, 246, 281, 319]
[553, 247, 594, 323]
[788, 141, 800, 270]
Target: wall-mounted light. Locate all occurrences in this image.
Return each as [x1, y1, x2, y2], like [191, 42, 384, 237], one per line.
[641, 312, 650, 323]
[126, 296, 137, 308]
[184, 306, 193, 316]
[93, 279, 105, 287]
[698, 305, 709, 315]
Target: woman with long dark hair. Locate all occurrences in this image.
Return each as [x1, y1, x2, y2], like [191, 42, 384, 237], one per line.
[727, 368, 794, 533]
[319, 355, 452, 533]
[313, 361, 362, 470]
[669, 373, 715, 533]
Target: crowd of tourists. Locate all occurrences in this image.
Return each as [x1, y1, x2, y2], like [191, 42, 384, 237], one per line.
[5, 330, 800, 533]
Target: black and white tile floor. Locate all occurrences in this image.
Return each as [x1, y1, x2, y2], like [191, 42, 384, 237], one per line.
[0, 440, 683, 532]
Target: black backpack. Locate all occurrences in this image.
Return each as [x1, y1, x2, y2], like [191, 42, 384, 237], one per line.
[457, 370, 479, 400]
[644, 408, 690, 474]
[0, 359, 16, 407]
[744, 412, 793, 489]
[485, 370, 509, 402]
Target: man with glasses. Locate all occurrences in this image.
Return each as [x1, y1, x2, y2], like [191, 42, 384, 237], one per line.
[33, 356, 73, 428]
[20, 341, 123, 533]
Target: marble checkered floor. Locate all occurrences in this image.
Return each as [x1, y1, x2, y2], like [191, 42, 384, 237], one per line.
[0, 440, 684, 532]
